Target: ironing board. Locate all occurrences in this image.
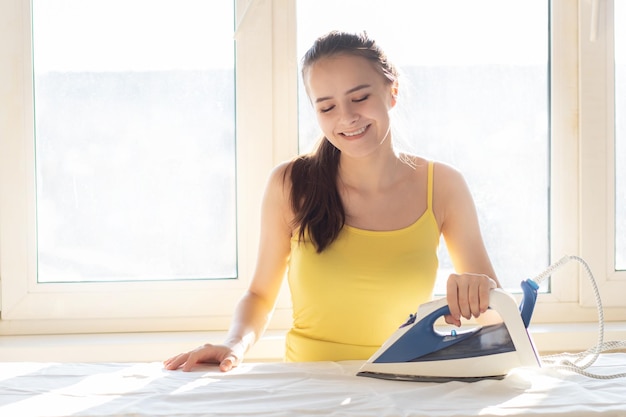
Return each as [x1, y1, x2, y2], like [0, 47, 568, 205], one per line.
[1, 354, 625, 417]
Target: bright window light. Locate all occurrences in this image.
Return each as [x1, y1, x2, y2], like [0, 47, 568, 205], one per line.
[32, 0, 237, 282]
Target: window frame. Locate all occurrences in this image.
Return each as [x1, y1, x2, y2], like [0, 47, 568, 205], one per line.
[576, 0, 626, 308]
[513, 0, 626, 320]
[0, 0, 295, 335]
[0, 0, 625, 338]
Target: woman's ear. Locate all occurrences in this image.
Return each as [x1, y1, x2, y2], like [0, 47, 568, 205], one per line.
[390, 80, 399, 107]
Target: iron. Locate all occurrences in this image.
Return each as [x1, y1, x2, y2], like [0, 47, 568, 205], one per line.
[356, 281, 541, 382]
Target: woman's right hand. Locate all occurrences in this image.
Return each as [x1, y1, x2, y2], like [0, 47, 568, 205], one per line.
[163, 343, 242, 372]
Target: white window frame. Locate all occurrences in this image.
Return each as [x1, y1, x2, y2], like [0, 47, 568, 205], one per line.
[514, 0, 626, 322]
[0, 0, 297, 335]
[0, 0, 624, 340]
[576, 0, 626, 307]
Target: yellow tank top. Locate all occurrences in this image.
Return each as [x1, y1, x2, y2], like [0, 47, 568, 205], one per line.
[285, 161, 440, 362]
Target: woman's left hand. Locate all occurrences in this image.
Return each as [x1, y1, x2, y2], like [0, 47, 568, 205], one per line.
[445, 273, 497, 327]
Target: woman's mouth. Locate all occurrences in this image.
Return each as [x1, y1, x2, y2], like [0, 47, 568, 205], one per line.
[341, 125, 369, 138]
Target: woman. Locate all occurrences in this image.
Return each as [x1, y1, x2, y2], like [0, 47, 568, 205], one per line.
[164, 31, 499, 372]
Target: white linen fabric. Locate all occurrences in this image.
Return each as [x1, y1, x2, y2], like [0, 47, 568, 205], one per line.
[0, 354, 625, 417]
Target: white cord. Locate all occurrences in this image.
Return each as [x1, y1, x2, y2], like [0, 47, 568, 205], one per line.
[532, 255, 626, 379]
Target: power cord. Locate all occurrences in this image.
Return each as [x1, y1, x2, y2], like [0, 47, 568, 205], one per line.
[531, 255, 626, 379]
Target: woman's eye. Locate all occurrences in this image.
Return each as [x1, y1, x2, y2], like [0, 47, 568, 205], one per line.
[320, 105, 335, 113]
[353, 95, 369, 103]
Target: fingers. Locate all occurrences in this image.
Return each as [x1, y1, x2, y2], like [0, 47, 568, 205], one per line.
[182, 352, 203, 372]
[163, 353, 190, 371]
[447, 273, 496, 326]
[219, 355, 238, 372]
[443, 314, 460, 327]
[446, 277, 463, 327]
[163, 344, 241, 373]
[163, 352, 204, 372]
[478, 276, 496, 313]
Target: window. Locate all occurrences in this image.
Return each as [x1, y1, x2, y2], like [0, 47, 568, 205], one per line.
[297, 0, 549, 293]
[32, 0, 237, 283]
[1, 0, 624, 338]
[0, 0, 277, 334]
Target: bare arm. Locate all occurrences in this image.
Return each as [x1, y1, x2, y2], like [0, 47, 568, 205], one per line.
[221, 162, 294, 360]
[433, 162, 500, 326]
[164, 163, 293, 371]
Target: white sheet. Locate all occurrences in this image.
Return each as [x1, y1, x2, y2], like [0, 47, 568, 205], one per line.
[1, 354, 625, 417]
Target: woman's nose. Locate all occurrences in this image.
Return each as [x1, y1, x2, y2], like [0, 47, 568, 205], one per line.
[339, 104, 359, 125]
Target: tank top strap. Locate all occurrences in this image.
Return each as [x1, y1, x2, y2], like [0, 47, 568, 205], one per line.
[427, 160, 434, 210]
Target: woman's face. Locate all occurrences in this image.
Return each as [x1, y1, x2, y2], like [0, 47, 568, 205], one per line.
[304, 54, 397, 160]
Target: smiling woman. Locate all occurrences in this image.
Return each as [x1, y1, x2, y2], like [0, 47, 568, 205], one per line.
[304, 55, 396, 161]
[297, 0, 550, 293]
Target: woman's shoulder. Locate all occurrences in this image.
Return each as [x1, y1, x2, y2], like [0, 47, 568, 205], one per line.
[262, 161, 297, 228]
[265, 156, 312, 204]
[432, 160, 465, 182]
[265, 160, 294, 198]
[397, 154, 463, 180]
[268, 154, 311, 182]
[399, 153, 469, 200]
[270, 159, 293, 178]
[270, 154, 313, 177]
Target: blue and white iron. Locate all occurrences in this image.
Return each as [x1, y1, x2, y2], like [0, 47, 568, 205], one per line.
[357, 280, 541, 382]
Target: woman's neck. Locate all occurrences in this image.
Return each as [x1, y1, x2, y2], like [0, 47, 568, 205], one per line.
[337, 148, 406, 193]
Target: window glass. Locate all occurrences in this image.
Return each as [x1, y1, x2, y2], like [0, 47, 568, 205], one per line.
[296, 0, 549, 292]
[32, 0, 236, 282]
[615, 1, 626, 271]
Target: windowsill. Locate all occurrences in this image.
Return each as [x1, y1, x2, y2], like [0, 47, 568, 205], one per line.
[1, 323, 625, 363]
[0, 329, 287, 363]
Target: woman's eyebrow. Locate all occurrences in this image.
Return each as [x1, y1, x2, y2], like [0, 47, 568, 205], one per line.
[315, 84, 371, 104]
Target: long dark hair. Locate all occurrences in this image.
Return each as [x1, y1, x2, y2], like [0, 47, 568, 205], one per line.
[289, 31, 399, 253]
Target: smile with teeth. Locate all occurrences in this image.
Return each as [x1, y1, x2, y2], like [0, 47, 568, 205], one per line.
[342, 125, 368, 137]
